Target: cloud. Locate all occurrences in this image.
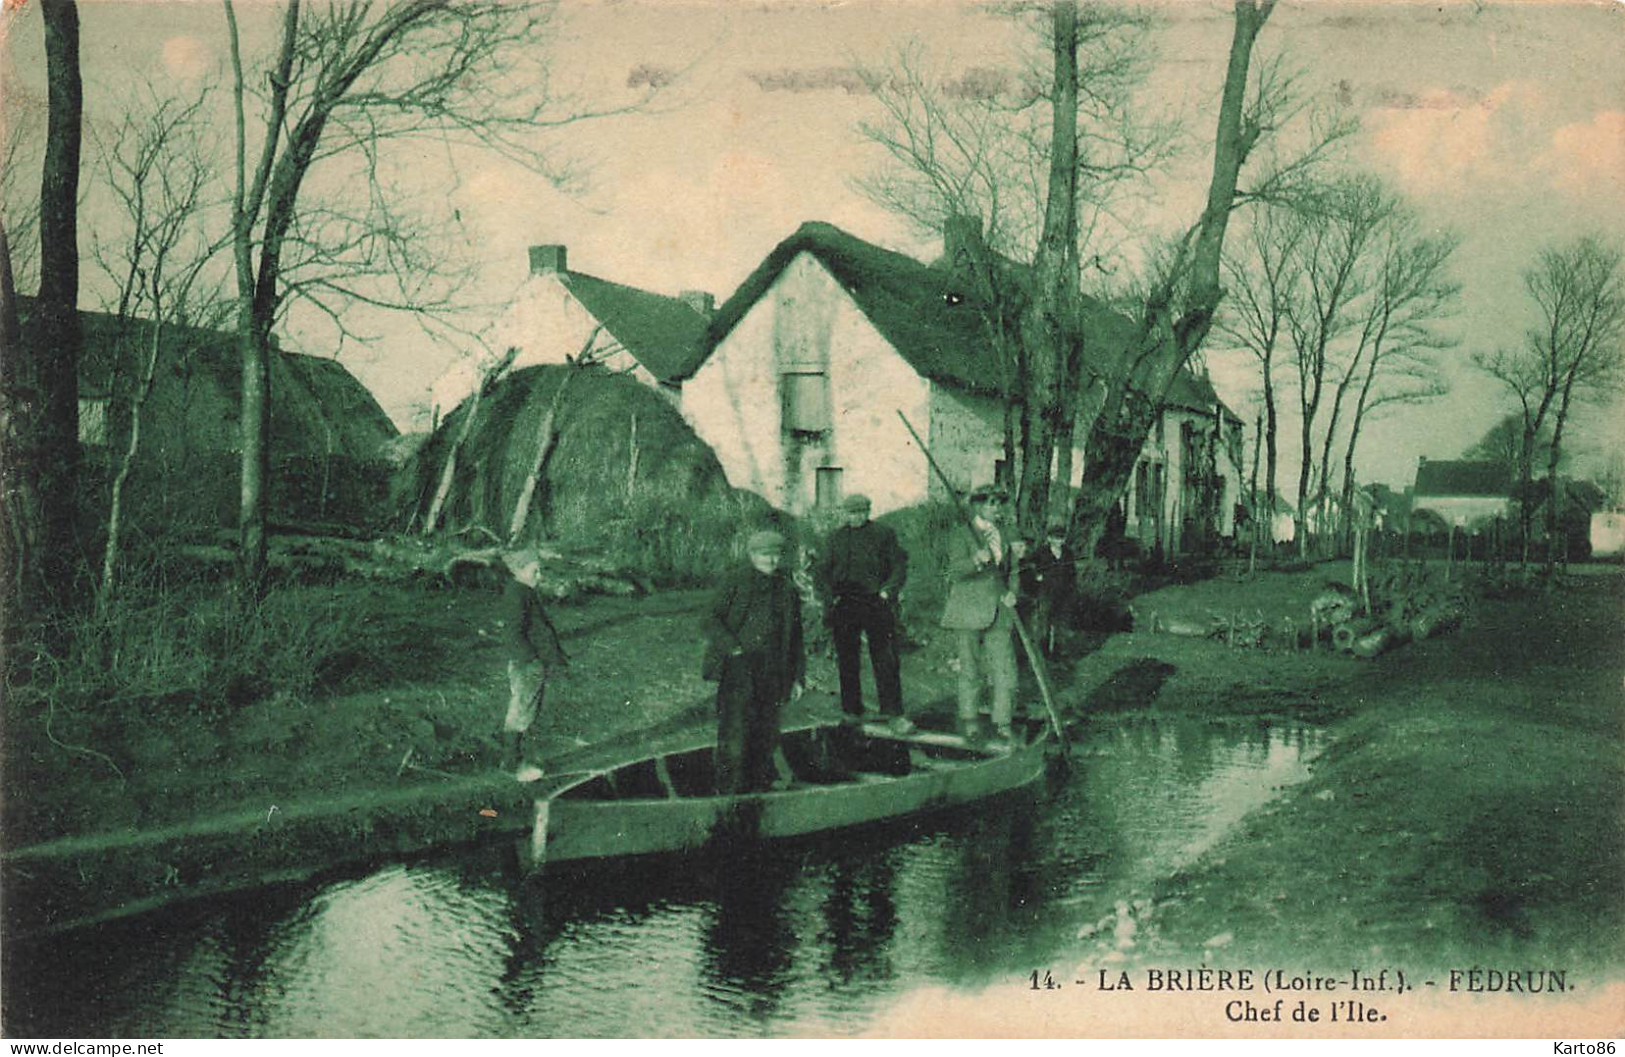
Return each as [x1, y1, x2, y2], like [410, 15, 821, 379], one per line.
[745, 65, 872, 95]
[1544, 110, 1625, 198]
[1366, 79, 1541, 195]
[161, 35, 211, 81]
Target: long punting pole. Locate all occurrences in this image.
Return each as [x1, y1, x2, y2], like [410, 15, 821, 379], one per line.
[896, 411, 1069, 756]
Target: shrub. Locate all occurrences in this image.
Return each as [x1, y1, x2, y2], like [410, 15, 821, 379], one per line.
[5, 577, 375, 722]
[1070, 559, 1134, 631]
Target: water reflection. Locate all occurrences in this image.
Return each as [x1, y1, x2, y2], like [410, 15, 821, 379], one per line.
[818, 853, 898, 988]
[5, 719, 1325, 1039]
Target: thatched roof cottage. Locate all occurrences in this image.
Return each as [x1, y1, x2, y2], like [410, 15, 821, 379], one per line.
[38, 299, 398, 529]
[674, 220, 1243, 555]
[428, 245, 715, 425]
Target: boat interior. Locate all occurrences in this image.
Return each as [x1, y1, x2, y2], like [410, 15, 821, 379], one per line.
[556, 724, 1015, 802]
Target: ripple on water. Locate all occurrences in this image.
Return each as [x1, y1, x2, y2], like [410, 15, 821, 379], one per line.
[7, 718, 1325, 1038]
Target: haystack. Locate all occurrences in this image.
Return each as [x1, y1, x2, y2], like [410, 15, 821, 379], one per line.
[399, 364, 764, 582]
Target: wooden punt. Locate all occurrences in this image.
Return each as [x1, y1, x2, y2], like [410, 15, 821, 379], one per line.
[525, 720, 1052, 866]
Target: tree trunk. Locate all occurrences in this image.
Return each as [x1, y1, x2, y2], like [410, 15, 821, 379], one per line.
[626, 412, 640, 501]
[1295, 422, 1313, 559]
[1183, 1, 1273, 320]
[99, 317, 165, 609]
[1247, 412, 1262, 556]
[24, 0, 85, 609]
[1015, 0, 1080, 539]
[1066, 0, 1275, 555]
[1263, 372, 1279, 548]
[225, 0, 299, 599]
[1545, 381, 1577, 566]
[1072, 415, 1148, 559]
[236, 318, 272, 595]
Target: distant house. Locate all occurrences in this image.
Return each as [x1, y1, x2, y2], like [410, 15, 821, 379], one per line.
[34, 298, 398, 528]
[1117, 369, 1246, 555]
[675, 220, 1243, 554]
[1246, 489, 1299, 545]
[1592, 510, 1625, 559]
[429, 245, 715, 425]
[1410, 458, 1513, 529]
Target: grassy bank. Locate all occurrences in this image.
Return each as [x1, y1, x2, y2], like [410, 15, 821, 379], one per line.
[4, 553, 1620, 975]
[1110, 571, 1625, 976]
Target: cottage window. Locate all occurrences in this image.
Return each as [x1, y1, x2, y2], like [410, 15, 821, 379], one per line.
[816, 467, 844, 510]
[782, 371, 831, 434]
[79, 398, 109, 447]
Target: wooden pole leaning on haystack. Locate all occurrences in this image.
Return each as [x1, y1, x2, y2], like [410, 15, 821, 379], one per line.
[507, 327, 612, 546]
[896, 410, 1069, 757]
[422, 345, 521, 536]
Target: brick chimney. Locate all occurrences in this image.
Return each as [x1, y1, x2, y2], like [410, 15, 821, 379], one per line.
[528, 244, 567, 275]
[942, 214, 985, 273]
[679, 289, 715, 317]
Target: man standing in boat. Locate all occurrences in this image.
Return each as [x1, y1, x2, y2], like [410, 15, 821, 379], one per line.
[703, 529, 805, 794]
[940, 486, 1023, 744]
[500, 547, 569, 782]
[818, 494, 911, 733]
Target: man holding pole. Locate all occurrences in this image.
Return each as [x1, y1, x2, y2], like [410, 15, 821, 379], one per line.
[940, 486, 1024, 744]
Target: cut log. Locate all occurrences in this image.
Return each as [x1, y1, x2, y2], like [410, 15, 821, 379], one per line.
[1410, 607, 1463, 640]
[1352, 625, 1412, 659]
[1332, 619, 1379, 652]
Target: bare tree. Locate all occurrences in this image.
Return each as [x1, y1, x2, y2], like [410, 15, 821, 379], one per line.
[856, 10, 1172, 271]
[221, 0, 661, 595]
[1216, 202, 1305, 548]
[2, 0, 83, 624]
[854, 2, 1175, 528]
[1279, 176, 1386, 554]
[1062, 1, 1352, 554]
[1334, 214, 1459, 530]
[0, 91, 45, 296]
[1476, 235, 1625, 560]
[87, 83, 228, 608]
[858, 1, 1343, 548]
[1463, 412, 1552, 475]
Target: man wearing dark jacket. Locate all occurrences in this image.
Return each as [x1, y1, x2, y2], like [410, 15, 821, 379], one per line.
[1021, 522, 1078, 657]
[817, 494, 910, 732]
[500, 548, 569, 782]
[703, 530, 805, 794]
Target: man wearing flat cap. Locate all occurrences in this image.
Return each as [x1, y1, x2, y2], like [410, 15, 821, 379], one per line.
[817, 494, 911, 732]
[940, 486, 1023, 743]
[702, 529, 805, 794]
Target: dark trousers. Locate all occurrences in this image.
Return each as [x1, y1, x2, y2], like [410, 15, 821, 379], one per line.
[830, 595, 903, 718]
[715, 653, 784, 795]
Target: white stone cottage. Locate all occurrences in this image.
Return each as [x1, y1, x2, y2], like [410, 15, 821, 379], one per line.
[1410, 458, 1513, 529]
[675, 221, 1243, 554]
[429, 245, 714, 425]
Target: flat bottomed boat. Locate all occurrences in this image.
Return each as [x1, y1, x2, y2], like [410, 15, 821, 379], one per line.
[526, 720, 1051, 866]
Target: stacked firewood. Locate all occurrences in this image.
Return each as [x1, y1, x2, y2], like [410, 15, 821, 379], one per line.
[1315, 565, 1467, 659]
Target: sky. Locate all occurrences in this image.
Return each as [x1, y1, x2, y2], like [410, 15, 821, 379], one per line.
[3, 0, 1623, 492]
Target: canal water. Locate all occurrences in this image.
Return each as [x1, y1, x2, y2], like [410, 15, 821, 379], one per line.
[6, 718, 1325, 1038]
